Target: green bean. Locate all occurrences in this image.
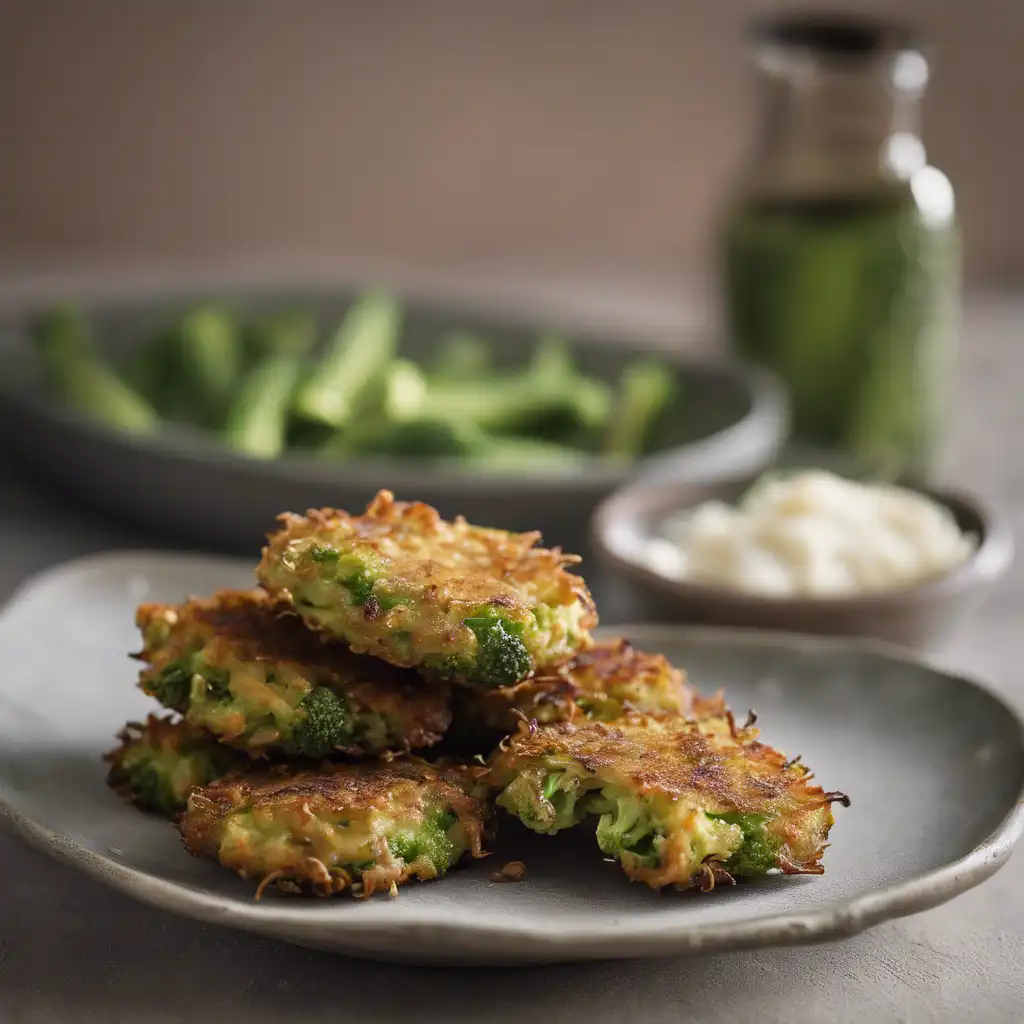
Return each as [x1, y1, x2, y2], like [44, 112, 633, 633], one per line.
[428, 332, 492, 381]
[604, 359, 675, 457]
[176, 307, 244, 425]
[419, 370, 611, 436]
[224, 354, 305, 459]
[244, 310, 318, 362]
[528, 332, 575, 379]
[326, 415, 492, 460]
[33, 306, 159, 434]
[352, 359, 427, 422]
[292, 292, 401, 427]
[468, 436, 589, 471]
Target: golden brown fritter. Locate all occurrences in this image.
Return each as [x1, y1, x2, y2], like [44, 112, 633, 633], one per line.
[180, 757, 490, 898]
[136, 588, 450, 758]
[105, 715, 245, 817]
[256, 490, 597, 689]
[449, 639, 698, 751]
[488, 715, 846, 891]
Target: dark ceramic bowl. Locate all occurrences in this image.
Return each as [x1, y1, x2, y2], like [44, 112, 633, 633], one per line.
[592, 474, 1014, 651]
[0, 278, 787, 554]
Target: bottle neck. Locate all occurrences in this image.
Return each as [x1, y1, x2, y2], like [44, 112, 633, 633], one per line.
[750, 54, 927, 198]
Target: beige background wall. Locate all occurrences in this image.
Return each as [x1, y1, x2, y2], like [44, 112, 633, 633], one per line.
[2, 0, 1021, 287]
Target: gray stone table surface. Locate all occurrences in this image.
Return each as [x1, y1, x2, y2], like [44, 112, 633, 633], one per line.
[0, 287, 1022, 1023]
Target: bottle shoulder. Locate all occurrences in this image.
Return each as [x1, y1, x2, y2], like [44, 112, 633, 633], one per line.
[721, 161, 955, 230]
[909, 165, 956, 226]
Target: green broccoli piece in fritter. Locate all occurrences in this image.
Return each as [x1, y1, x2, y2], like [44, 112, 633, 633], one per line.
[340, 568, 377, 606]
[309, 544, 340, 564]
[593, 790, 663, 868]
[149, 658, 230, 710]
[708, 812, 779, 876]
[542, 772, 561, 801]
[149, 661, 192, 712]
[123, 762, 179, 817]
[119, 751, 235, 818]
[202, 666, 232, 702]
[538, 772, 586, 832]
[291, 686, 354, 757]
[469, 614, 532, 688]
[454, 611, 532, 689]
[106, 717, 242, 817]
[388, 809, 459, 872]
[306, 546, 385, 607]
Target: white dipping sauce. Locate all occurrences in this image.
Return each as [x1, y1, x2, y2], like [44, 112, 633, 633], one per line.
[644, 471, 976, 598]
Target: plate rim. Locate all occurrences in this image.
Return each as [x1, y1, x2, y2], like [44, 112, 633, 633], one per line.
[1, 551, 1022, 963]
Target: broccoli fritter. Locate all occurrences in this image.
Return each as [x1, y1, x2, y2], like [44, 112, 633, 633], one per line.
[135, 589, 450, 758]
[449, 639, 697, 751]
[488, 716, 846, 891]
[180, 757, 490, 898]
[257, 490, 597, 690]
[105, 715, 244, 817]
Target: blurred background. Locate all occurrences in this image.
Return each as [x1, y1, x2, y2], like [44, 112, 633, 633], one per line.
[1, 0, 1020, 640]
[2, 0, 1022, 289]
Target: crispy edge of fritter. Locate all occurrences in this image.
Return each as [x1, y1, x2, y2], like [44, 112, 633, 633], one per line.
[257, 489, 599, 624]
[517, 638, 694, 719]
[448, 638, 698, 748]
[179, 757, 491, 899]
[487, 714, 848, 885]
[134, 588, 452, 752]
[104, 713, 241, 815]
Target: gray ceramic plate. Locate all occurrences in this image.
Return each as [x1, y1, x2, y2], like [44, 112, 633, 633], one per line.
[0, 552, 1021, 966]
[0, 282, 785, 553]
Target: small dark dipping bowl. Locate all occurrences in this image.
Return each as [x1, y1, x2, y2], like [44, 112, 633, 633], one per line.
[592, 475, 1014, 651]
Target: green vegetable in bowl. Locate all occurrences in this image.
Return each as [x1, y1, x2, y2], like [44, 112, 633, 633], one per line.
[326, 418, 586, 470]
[327, 416, 492, 460]
[292, 291, 400, 428]
[418, 362, 612, 437]
[242, 309, 317, 362]
[351, 359, 428, 422]
[175, 306, 244, 426]
[465, 436, 588, 472]
[30, 294, 679, 470]
[33, 306, 159, 434]
[124, 328, 179, 413]
[223, 313, 318, 459]
[528, 332, 576, 379]
[224, 354, 306, 459]
[604, 359, 676, 458]
[428, 332, 492, 381]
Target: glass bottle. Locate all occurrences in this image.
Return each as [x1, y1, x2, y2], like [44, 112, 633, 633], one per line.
[719, 14, 959, 484]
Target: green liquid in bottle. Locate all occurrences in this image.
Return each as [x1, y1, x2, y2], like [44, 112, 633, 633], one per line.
[722, 192, 959, 483]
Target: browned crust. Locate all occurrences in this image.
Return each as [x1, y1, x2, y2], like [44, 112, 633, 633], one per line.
[105, 713, 201, 764]
[103, 714, 244, 814]
[534, 638, 693, 716]
[454, 638, 696, 736]
[688, 688, 730, 721]
[179, 758, 490, 898]
[488, 715, 840, 877]
[103, 713, 189, 803]
[491, 716, 827, 812]
[190, 757, 480, 816]
[257, 490, 598, 626]
[135, 589, 451, 751]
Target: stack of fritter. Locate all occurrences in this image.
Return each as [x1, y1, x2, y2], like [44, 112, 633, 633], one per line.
[107, 489, 846, 898]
